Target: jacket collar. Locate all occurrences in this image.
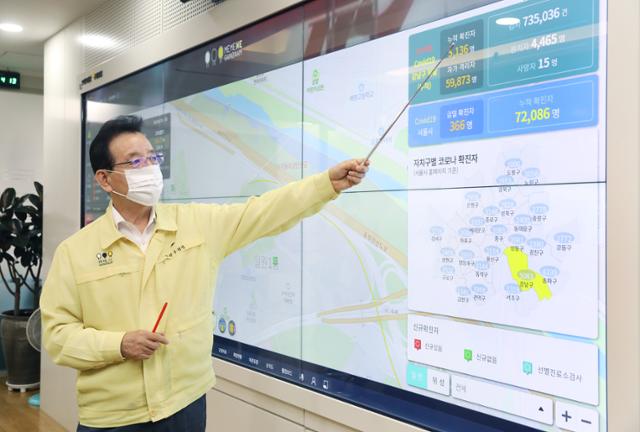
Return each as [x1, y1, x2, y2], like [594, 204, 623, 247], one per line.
[154, 204, 177, 232]
[98, 202, 177, 250]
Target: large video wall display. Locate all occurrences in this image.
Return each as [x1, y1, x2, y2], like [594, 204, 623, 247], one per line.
[82, 1, 607, 430]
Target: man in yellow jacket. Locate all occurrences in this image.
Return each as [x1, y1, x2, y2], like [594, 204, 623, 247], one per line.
[41, 115, 369, 431]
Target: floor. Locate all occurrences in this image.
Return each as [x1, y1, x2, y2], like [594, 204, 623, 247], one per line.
[0, 386, 66, 432]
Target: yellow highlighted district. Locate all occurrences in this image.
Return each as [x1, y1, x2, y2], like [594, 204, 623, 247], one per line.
[503, 247, 552, 300]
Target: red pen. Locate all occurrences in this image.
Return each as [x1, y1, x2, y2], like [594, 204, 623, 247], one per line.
[152, 302, 168, 333]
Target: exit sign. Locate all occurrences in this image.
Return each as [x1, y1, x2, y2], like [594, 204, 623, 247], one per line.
[0, 71, 20, 89]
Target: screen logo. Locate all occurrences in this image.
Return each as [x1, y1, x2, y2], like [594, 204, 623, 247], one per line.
[306, 68, 325, 93]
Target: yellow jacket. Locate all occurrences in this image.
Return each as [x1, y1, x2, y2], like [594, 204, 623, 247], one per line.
[41, 172, 337, 427]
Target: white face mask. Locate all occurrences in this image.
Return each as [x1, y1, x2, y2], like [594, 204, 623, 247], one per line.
[109, 164, 164, 207]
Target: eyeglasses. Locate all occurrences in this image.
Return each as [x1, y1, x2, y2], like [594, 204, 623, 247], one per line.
[113, 152, 165, 169]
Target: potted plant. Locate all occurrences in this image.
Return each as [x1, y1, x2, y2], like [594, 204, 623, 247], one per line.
[0, 181, 43, 391]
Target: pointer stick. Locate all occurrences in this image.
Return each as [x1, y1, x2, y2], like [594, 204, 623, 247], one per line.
[364, 42, 455, 163]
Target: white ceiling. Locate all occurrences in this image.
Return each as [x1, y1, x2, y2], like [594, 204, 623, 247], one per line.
[0, 0, 110, 77]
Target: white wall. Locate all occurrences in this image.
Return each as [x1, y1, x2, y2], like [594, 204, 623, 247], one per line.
[0, 90, 42, 195]
[606, 1, 640, 430]
[40, 16, 85, 430]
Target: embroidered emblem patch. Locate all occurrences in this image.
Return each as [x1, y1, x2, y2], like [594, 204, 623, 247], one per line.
[96, 250, 113, 266]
